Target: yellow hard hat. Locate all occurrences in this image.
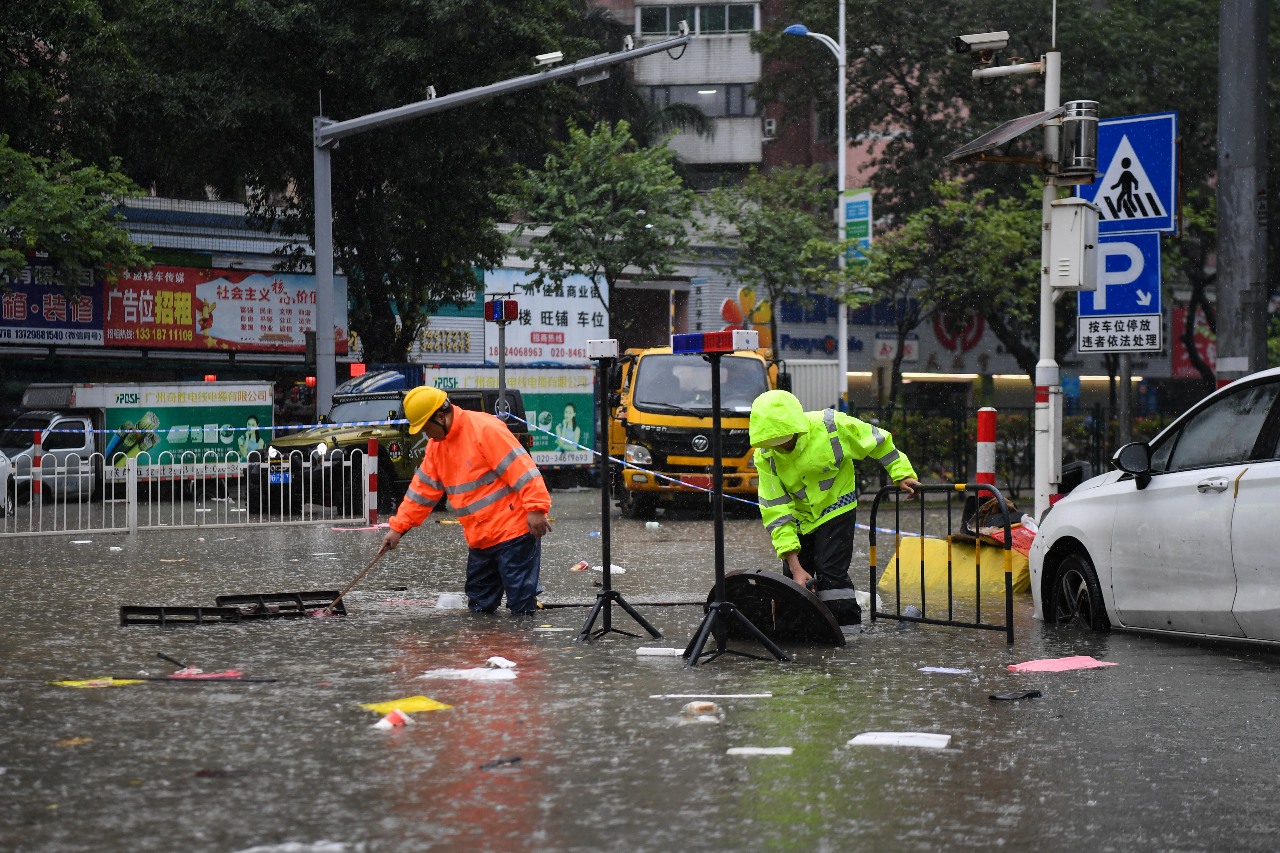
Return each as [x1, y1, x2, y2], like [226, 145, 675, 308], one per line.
[403, 386, 448, 434]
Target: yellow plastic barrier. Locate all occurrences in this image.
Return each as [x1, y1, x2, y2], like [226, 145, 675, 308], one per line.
[877, 535, 1029, 601]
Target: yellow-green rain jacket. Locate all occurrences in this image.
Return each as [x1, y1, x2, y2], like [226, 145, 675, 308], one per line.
[749, 390, 917, 559]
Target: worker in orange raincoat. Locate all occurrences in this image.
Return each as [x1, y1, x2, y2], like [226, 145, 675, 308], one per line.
[382, 386, 552, 615]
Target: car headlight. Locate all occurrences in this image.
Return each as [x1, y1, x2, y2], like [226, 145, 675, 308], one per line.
[624, 444, 652, 466]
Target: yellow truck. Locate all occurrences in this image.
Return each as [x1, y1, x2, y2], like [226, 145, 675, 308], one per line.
[606, 346, 785, 518]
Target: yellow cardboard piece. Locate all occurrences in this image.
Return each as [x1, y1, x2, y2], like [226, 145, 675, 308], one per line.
[360, 695, 452, 714]
[52, 677, 145, 688]
[878, 536, 1030, 603]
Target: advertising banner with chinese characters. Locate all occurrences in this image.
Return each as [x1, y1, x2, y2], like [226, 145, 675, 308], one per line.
[0, 263, 103, 346]
[100, 384, 274, 481]
[483, 268, 607, 365]
[104, 266, 349, 354]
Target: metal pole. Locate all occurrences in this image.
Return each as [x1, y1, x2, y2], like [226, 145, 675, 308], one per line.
[1117, 354, 1132, 445]
[835, 0, 848, 412]
[312, 128, 337, 417]
[1033, 49, 1061, 521]
[497, 320, 508, 415]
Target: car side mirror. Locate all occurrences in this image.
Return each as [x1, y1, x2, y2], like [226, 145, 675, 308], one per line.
[1113, 442, 1152, 490]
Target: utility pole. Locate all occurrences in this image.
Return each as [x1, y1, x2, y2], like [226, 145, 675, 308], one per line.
[1215, 0, 1270, 382]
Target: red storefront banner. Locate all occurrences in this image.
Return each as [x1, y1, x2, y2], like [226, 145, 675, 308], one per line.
[1170, 305, 1215, 379]
[104, 266, 348, 354]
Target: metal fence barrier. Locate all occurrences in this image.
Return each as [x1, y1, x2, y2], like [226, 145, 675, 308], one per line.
[866, 482, 1015, 644]
[0, 449, 372, 537]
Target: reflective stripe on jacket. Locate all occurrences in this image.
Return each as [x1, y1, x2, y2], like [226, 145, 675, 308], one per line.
[389, 407, 551, 549]
[754, 407, 917, 559]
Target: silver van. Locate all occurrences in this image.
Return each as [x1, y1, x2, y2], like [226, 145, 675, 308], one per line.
[0, 410, 96, 501]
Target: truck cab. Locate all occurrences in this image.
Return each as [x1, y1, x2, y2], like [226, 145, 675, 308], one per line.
[608, 346, 779, 519]
[0, 410, 96, 502]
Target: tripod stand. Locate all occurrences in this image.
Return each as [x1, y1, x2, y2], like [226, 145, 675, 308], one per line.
[577, 349, 662, 643]
[682, 349, 789, 666]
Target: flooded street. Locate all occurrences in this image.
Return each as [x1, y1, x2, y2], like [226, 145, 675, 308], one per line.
[3, 487, 1280, 852]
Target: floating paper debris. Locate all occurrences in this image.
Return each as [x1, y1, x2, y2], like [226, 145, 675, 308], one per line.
[418, 667, 516, 682]
[848, 732, 951, 749]
[360, 695, 452, 715]
[919, 666, 971, 675]
[51, 677, 144, 689]
[727, 746, 792, 756]
[1008, 655, 1117, 673]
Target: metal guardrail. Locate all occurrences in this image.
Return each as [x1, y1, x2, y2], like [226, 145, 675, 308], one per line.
[0, 450, 372, 537]
[866, 482, 1015, 644]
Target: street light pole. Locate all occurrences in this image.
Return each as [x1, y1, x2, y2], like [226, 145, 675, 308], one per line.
[1034, 48, 1062, 522]
[785, 0, 849, 410]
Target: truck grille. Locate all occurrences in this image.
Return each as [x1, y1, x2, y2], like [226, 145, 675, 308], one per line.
[631, 426, 752, 467]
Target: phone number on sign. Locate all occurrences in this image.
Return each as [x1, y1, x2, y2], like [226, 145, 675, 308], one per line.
[489, 346, 544, 358]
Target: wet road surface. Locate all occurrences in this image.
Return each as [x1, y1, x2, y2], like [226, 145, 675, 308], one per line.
[2, 488, 1279, 852]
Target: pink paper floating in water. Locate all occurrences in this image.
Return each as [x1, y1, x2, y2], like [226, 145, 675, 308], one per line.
[1008, 655, 1117, 673]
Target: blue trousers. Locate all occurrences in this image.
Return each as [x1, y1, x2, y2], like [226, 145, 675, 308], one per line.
[465, 533, 541, 615]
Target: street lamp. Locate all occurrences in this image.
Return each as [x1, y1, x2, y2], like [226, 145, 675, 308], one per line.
[784, 0, 849, 411]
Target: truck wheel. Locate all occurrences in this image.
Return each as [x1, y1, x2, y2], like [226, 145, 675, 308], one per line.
[376, 452, 401, 515]
[618, 487, 657, 520]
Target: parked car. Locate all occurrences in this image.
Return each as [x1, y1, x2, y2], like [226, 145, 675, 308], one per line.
[1030, 366, 1280, 644]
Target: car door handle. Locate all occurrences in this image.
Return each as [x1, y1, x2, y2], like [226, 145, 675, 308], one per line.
[1197, 477, 1230, 493]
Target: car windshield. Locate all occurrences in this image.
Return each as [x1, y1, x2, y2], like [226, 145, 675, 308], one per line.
[0, 413, 54, 453]
[631, 354, 769, 414]
[1151, 381, 1280, 472]
[327, 398, 403, 425]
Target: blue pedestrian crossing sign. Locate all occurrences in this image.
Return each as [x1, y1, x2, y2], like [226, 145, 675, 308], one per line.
[1075, 112, 1178, 235]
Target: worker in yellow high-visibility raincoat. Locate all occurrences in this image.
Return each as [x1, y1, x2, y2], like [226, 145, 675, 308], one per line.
[749, 390, 919, 623]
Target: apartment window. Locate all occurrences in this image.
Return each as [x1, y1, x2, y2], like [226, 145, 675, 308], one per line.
[640, 5, 694, 35]
[649, 84, 758, 117]
[640, 4, 756, 35]
[699, 4, 755, 33]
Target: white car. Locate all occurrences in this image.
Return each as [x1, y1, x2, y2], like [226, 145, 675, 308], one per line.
[0, 451, 12, 517]
[1031, 366, 1280, 644]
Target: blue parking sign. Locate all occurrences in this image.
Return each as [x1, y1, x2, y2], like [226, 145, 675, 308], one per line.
[1078, 233, 1162, 316]
[1076, 112, 1178, 234]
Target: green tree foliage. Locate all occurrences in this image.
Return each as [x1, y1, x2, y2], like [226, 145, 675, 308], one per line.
[758, 0, 1276, 353]
[88, 0, 614, 362]
[0, 0, 133, 162]
[704, 165, 846, 351]
[845, 181, 1057, 400]
[0, 137, 150, 291]
[501, 120, 694, 327]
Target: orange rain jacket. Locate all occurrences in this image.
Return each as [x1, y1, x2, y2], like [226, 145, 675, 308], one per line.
[389, 407, 551, 549]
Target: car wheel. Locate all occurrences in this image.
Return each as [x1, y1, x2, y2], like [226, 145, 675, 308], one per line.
[1047, 551, 1110, 631]
[1, 481, 13, 518]
[617, 487, 657, 520]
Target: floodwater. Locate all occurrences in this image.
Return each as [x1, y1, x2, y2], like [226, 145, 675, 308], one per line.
[3, 488, 1280, 852]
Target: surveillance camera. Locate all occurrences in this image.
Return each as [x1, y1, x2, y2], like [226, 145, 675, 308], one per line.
[677, 20, 689, 37]
[950, 31, 1009, 54]
[534, 51, 564, 67]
